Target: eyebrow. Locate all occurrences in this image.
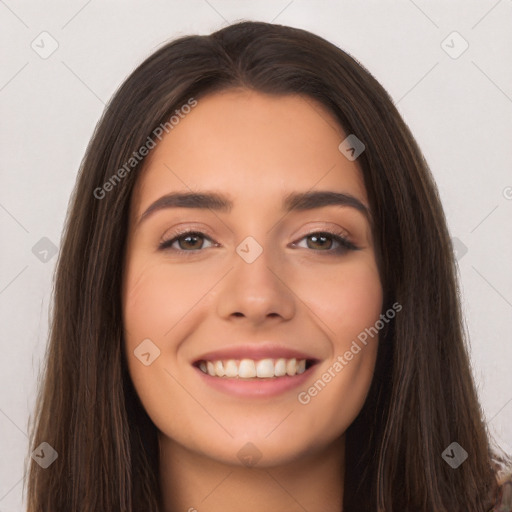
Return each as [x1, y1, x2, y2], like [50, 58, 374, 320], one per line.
[137, 190, 371, 226]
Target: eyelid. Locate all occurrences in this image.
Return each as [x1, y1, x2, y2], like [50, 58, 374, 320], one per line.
[292, 222, 352, 242]
[158, 228, 217, 253]
[158, 225, 359, 254]
[159, 223, 215, 244]
[290, 221, 358, 247]
[290, 229, 359, 252]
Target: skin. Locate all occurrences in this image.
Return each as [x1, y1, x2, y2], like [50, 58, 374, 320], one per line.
[122, 89, 383, 512]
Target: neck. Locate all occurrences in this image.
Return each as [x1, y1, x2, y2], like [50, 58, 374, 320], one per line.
[158, 434, 345, 512]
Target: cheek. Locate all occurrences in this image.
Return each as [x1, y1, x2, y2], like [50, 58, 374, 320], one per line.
[295, 257, 382, 426]
[123, 257, 202, 342]
[122, 257, 205, 435]
[291, 262, 382, 438]
[124, 268, 169, 338]
[294, 255, 383, 344]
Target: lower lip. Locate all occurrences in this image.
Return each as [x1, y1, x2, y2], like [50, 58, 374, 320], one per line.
[194, 365, 317, 398]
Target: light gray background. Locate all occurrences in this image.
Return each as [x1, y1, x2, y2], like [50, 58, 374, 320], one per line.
[1, 1, 511, 509]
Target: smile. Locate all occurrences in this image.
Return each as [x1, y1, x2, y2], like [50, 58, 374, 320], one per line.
[196, 357, 313, 379]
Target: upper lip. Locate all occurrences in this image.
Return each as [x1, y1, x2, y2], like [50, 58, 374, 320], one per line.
[193, 344, 319, 364]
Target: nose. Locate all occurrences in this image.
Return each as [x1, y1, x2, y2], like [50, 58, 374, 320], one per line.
[215, 244, 296, 326]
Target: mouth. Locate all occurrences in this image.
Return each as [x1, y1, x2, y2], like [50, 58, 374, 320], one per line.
[192, 355, 321, 398]
[193, 357, 318, 379]
[192, 345, 321, 397]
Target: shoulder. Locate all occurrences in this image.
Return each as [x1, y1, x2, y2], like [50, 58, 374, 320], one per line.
[492, 472, 512, 512]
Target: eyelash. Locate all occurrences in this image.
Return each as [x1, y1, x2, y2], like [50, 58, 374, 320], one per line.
[158, 229, 359, 256]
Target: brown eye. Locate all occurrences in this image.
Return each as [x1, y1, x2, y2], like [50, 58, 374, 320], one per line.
[293, 231, 358, 254]
[159, 231, 215, 251]
[306, 233, 334, 250]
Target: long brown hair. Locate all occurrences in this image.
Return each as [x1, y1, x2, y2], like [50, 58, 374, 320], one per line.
[25, 20, 511, 511]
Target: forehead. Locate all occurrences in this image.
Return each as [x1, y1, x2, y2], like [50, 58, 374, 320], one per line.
[131, 89, 368, 216]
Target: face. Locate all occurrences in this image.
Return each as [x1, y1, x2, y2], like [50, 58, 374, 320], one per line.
[122, 89, 383, 468]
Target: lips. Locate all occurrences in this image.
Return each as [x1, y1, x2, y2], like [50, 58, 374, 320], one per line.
[192, 344, 320, 380]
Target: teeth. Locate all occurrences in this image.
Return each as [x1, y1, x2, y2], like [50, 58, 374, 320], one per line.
[256, 358, 274, 378]
[274, 358, 287, 377]
[225, 360, 238, 377]
[238, 359, 257, 378]
[286, 358, 297, 376]
[197, 357, 309, 378]
[214, 360, 225, 377]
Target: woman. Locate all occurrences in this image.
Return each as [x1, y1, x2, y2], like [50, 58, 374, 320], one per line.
[25, 20, 511, 511]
